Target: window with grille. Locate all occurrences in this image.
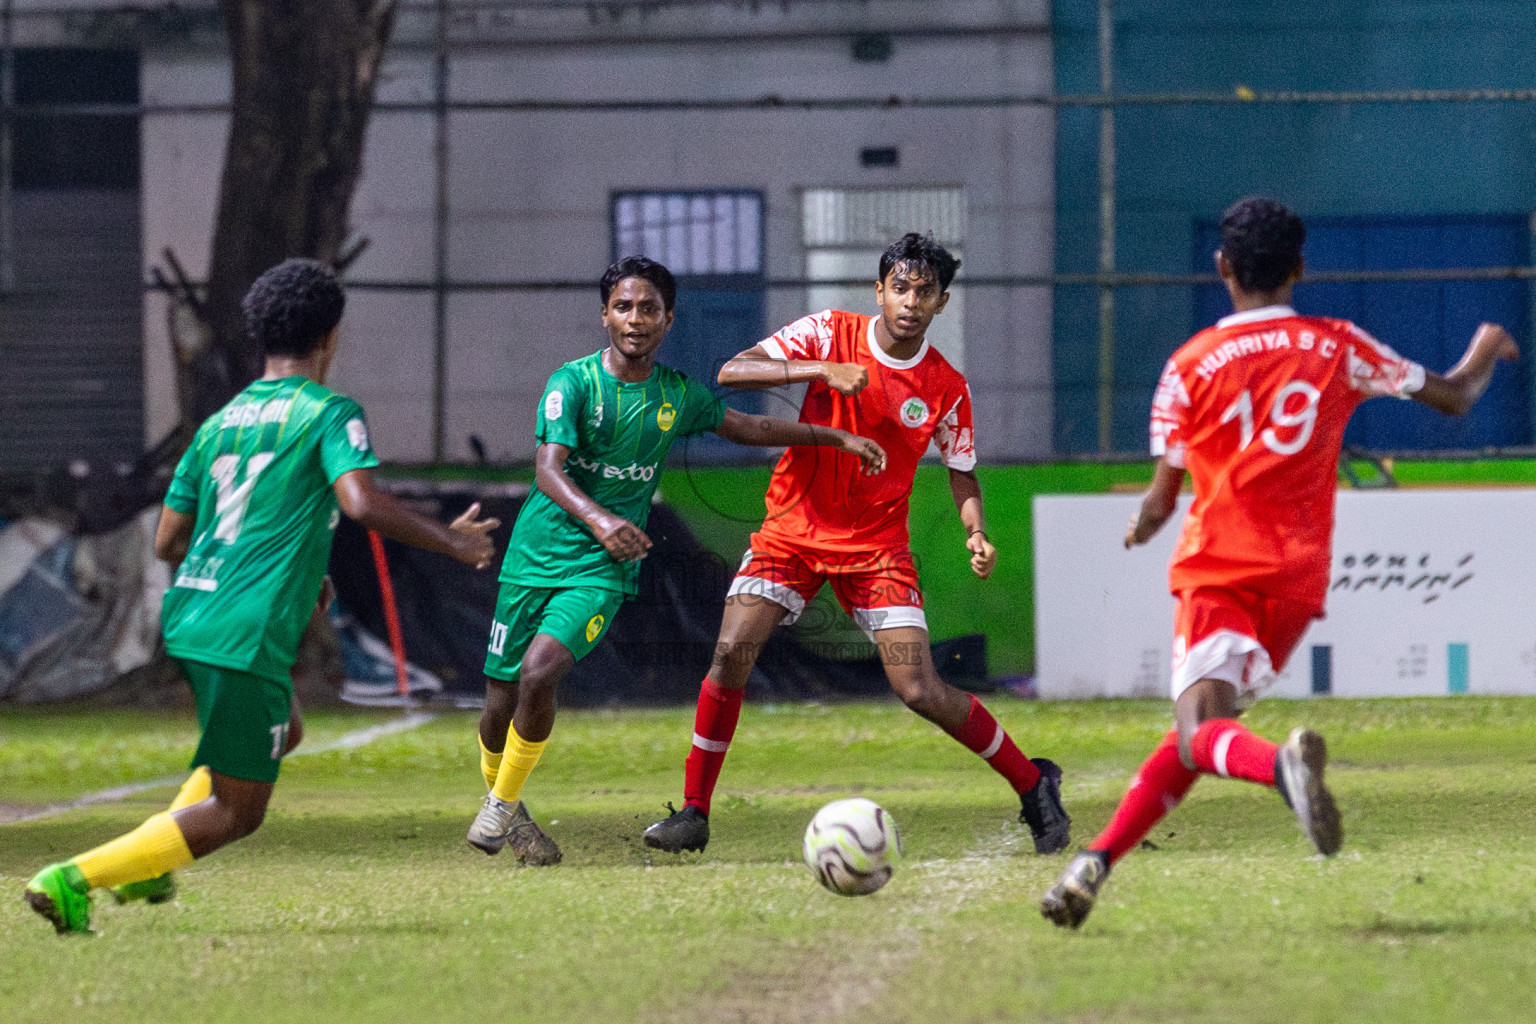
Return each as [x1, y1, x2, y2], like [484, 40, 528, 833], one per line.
[801, 187, 965, 369]
[612, 191, 764, 277]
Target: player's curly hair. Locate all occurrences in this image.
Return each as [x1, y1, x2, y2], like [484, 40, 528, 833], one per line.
[601, 255, 677, 312]
[1220, 197, 1306, 292]
[241, 258, 346, 358]
[879, 232, 961, 292]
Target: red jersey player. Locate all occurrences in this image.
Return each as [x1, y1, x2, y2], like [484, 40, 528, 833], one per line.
[1041, 197, 1519, 929]
[643, 233, 1071, 856]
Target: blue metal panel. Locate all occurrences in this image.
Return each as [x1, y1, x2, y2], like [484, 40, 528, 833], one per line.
[1191, 215, 1530, 451]
[1310, 644, 1332, 696]
[661, 283, 766, 463]
[1054, 0, 1536, 454]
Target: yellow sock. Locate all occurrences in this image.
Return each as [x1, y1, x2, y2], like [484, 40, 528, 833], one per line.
[168, 766, 212, 812]
[71, 812, 195, 891]
[489, 724, 546, 803]
[479, 736, 503, 790]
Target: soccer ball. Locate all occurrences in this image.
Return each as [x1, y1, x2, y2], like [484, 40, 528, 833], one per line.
[802, 797, 902, 896]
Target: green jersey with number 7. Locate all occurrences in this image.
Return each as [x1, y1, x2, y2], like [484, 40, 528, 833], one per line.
[161, 377, 380, 682]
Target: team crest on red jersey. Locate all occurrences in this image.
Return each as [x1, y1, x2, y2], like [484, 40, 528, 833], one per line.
[899, 396, 929, 428]
[756, 309, 976, 552]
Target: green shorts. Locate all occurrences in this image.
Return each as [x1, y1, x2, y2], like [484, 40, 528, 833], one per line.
[483, 583, 624, 681]
[179, 659, 293, 784]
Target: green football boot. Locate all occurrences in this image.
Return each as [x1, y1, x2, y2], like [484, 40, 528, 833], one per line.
[111, 872, 177, 905]
[24, 862, 93, 935]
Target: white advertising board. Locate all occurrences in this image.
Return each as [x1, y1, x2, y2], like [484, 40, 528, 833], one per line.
[1034, 489, 1536, 700]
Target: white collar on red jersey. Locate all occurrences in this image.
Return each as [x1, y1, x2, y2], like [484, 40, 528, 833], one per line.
[865, 316, 931, 370]
[1216, 305, 1297, 329]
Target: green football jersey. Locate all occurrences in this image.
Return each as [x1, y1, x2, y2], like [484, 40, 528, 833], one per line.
[501, 351, 726, 595]
[161, 377, 380, 682]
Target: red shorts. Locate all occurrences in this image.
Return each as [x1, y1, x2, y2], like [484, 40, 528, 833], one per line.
[1171, 586, 1318, 708]
[725, 532, 926, 638]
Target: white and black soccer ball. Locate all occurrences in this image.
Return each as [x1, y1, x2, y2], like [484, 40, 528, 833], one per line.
[802, 797, 902, 897]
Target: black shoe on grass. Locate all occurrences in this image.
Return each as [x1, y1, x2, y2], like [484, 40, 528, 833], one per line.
[643, 803, 709, 854]
[1019, 758, 1071, 854]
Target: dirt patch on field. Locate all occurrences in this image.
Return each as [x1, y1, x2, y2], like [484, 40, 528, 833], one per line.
[669, 934, 921, 1024]
[649, 850, 1009, 1024]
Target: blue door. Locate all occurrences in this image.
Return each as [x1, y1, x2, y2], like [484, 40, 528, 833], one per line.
[1193, 215, 1530, 450]
[662, 280, 766, 462]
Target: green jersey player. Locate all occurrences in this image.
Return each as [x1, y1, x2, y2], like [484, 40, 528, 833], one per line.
[467, 256, 886, 864]
[25, 259, 499, 935]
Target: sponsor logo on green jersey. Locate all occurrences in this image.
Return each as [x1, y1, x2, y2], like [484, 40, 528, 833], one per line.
[568, 452, 658, 481]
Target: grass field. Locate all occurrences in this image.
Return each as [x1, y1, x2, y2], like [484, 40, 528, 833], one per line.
[4, 696, 1536, 1023]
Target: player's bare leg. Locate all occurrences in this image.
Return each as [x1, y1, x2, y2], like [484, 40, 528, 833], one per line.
[1043, 676, 1340, 930]
[283, 696, 304, 755]
[115, 699, 303, 908]
[874, 625, 1069, 853]
[644, 594, 788, 853]
[173, 771, 276, 856]
[469, 635, 571, 864]
[478, 679, 517, 788]
[25, 769, 265, 935]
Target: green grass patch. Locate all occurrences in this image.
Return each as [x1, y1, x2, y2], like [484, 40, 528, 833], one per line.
[4, 698, 1536, 1022]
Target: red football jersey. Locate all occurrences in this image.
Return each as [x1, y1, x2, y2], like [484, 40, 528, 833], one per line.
[1151, 305, 1425, 609]
[757, 309, 975, 552]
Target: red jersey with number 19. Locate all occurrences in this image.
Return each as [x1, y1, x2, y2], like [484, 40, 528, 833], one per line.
[758, 309, 975, 552]
[1150, 305, 1425, 610]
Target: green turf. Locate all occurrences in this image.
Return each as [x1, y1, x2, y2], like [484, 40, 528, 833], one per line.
[3, 697, 1536, 1022]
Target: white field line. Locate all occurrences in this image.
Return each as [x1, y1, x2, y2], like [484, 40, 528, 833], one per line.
[2, 712, 436, 826]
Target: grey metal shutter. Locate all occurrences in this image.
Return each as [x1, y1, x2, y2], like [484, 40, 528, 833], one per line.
[0, 187, 143, 473]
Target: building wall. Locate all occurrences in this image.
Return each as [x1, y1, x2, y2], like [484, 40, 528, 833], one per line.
[1053, 0, 1536, 453]
[141, 0, 1059, 464]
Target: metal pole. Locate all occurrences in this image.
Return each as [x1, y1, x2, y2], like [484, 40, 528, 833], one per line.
[431, 0, 450, 462]
[1095, 0, 1116, 453]
[0, 0, 16, 295]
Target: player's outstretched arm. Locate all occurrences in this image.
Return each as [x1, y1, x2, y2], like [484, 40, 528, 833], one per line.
[1410, 323, 1520, 417]
[154, 506, 196, 564]
[533, 442, 652, 562]
[948, 469, 996, 579]
[1125, 457, 1186, 549]
[712, 408, 886, 474]
[333, 469, 500, 569]
[717, 344, 869, 396]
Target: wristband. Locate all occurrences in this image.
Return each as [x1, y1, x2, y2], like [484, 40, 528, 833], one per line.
[969, 530, 989, 542]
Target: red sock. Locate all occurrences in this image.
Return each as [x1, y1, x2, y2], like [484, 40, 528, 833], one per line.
[682, 678, 743, 815]
[1190, 719, 1278, 786]
[951, 695, 1042, 794]
[1091, 730, 1199, 865]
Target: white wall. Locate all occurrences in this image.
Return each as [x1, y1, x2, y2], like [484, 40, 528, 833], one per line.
[140, 1, 1056, 462]
[1035, 491, 1536, 700]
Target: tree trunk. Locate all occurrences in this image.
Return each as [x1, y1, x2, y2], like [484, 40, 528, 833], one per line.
[4, 2, 397, 531]
[176, 0, 398, 425]
[132, 1, 400, 699]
